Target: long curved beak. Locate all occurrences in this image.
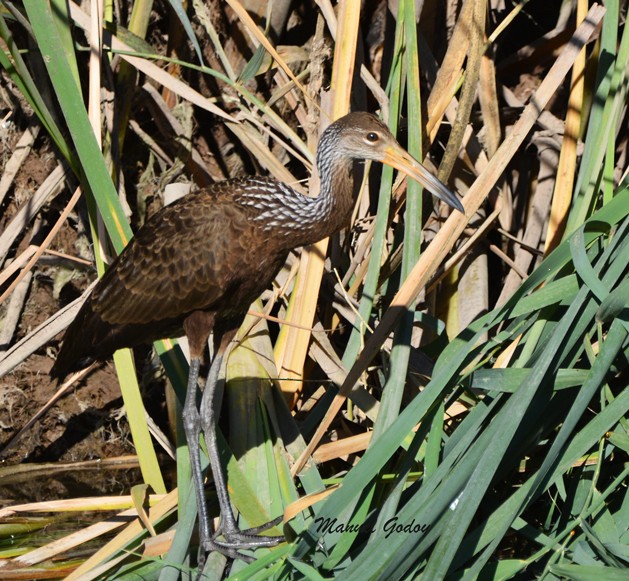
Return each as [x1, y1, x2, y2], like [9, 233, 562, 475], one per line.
[381, 144, 464, 214]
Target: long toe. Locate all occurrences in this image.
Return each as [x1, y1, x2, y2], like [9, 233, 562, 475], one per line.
[240, 515, 283, 536]
[221, 531, 285, 549]
[218, 528, 284, 549]
[212, 515, 284, 550]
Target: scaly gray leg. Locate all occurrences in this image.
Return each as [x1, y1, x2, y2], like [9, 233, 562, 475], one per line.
[181, 357, 213, 561]
[199, 330, 283, 561]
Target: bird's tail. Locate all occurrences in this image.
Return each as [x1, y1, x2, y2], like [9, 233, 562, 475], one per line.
[51, 300, 182, 381]
[50, 303, 100, 381]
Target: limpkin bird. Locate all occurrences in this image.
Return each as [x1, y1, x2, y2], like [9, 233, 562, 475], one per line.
[51, 112, 463, 563]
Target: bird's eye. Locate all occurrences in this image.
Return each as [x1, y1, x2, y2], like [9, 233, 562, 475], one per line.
[366, 132, 379, 143]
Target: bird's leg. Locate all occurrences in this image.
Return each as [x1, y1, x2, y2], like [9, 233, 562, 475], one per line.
[199, 327, 283, 556]
[182, 311, 220, 570]
[181, 355, 212, 552]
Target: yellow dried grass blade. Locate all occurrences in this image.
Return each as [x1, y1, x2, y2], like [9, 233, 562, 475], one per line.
[478, 43, 501, 159]
[313, 432, 372, 464]
[426, 0, 474, 139]
[544, 0, 589, 254]
[0, 493, 165, 518]
[329, 0, 362, 119]
[283, 486, 338, 523]
[130, 484, 157, 537]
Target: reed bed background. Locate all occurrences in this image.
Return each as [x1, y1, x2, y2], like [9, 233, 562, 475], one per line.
[0, 0, 627, 579]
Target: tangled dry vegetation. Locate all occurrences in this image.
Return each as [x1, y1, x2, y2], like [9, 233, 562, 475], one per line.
[0, 0, 628, 579]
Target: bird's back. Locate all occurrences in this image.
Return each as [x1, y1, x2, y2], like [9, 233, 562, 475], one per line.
[51, 178, 293, 379]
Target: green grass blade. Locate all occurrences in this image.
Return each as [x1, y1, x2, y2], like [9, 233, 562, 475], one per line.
[112, 350, 166, 493]
[567, 0, 628, 233]
[21, 0, 132, 250]
[0, 12, 76, 170]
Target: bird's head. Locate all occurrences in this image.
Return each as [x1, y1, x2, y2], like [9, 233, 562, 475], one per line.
[318, 112, 464, 214]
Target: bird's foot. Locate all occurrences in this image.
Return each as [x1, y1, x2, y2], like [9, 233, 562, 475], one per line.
[211, 515, 284, 551]
[197, 516, 284, 572]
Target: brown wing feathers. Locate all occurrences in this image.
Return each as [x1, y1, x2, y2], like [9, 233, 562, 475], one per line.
[51, 190, 245, 379]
